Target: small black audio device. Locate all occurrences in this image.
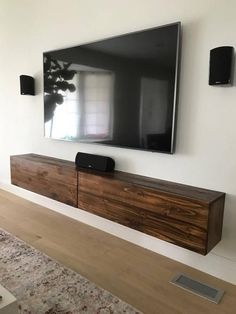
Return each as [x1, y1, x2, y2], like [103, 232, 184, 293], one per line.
[209, 46, 234, 85]
[75, 152, 115, 172]
[20, 75, 35, 95]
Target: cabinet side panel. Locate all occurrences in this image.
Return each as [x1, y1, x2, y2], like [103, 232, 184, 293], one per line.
[207, 195, 225, 253]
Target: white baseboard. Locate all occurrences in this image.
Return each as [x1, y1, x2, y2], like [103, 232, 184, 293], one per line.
[1, 182, 236, 285]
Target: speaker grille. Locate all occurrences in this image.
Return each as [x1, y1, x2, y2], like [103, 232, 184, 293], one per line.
[170, 273, 224, 304]
[75, 152, 115, 172]
[209, 46, 234, 85]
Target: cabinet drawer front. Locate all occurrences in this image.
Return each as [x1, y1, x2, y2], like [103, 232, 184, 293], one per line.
[78, 172, 209, 230]
[78, 191, 207, 254]
[11, 157, 77, 207]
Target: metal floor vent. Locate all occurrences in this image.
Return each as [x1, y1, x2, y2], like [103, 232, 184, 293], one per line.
[170, 273, 225, 304]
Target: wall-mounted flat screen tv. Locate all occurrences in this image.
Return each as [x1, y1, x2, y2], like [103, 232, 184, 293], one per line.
[44, 22, 181, 153]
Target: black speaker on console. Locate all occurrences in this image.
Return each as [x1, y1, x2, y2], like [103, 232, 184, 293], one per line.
[209, 46, 234, 85]
[20, 75, 35, 95]
[75, 152, 115, 172]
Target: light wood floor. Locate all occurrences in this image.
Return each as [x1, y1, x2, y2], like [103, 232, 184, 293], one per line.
[0, 189, 235, 314]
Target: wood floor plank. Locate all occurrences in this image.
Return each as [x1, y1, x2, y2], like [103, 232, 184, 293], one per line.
[0, 188, 235, 314]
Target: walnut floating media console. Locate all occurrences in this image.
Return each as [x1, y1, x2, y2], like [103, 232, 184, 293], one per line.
[10, 154, 225, 255]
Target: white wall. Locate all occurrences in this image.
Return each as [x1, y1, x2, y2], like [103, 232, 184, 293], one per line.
[1, 0, 236, 283]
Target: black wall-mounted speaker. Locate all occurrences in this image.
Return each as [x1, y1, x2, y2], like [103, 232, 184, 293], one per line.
[75, 152, 115, 172]
[209, 46, 234, 85]
[20, 75, 35, 95]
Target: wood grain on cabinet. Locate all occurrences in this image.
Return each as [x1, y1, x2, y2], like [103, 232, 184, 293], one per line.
[77, 168, 225, 255]
[10, 154, 225, 255]
[11, 154, 77, 207]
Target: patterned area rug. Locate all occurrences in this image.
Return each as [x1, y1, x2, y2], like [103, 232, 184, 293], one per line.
[0, 229, 142, 314]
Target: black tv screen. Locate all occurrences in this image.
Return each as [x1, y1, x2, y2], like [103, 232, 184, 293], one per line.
[44, 22, 181, 153]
